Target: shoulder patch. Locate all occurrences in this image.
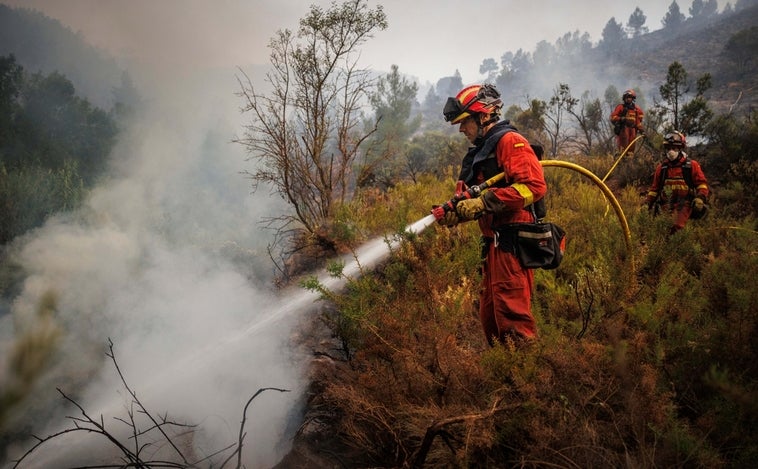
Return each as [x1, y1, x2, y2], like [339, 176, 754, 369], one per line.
[514, 142, 525, 148]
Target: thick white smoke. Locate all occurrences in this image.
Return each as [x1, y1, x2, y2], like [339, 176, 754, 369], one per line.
[0, 65, 309, 468]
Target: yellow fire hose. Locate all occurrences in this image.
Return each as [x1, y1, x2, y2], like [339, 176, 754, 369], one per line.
[434, 162, 634, 266]
[602, 134, 646, 182]
[540, 160, 633, 265]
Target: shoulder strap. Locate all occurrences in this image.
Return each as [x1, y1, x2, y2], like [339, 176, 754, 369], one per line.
[460, 125, 516, 184]
[658, 162, 669, 192]
[472, 125, 515, 167]
[681, 159, 693, 189]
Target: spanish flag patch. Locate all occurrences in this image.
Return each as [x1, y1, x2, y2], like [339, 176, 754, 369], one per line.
[514, 142, 525, 148]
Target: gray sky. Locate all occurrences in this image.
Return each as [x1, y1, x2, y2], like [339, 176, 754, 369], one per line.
[5, 0, 682, 84]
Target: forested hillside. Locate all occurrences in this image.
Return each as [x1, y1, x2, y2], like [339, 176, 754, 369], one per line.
[0, 4, 133, 109]
[0, 55, 122, 244]
[621, 3, 758, 112]
[0, 3, 142, 246]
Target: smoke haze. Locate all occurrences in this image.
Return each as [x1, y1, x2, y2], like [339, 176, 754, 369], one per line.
[3, 0, 676, 84]
[0, 63, 309, 467]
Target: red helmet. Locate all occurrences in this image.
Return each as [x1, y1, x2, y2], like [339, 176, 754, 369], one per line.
[663, 131, 686, 148]
[443, 84, 502, 124]
[622, 89, 636, 100]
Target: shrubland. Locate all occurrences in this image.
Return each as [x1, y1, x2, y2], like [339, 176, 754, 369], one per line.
[293, 158, 758, 468]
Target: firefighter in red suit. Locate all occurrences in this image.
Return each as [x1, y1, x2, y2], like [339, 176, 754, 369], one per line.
[435, 84, 547, 345]
[645, 131, 709, 235]
[610, 89, 644, 155]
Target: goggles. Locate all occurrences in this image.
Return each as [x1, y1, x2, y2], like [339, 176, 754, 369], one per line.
[443, 96, 473, 122]
[663, 133, 685, 147]
[443, 84, 502, 123]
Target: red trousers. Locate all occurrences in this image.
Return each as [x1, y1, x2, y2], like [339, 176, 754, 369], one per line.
[616, 127, 639, 154]
[663, 200, 694, 234]
[479, 243, 536, 346]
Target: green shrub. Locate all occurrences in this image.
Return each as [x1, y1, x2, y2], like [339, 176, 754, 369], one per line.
[0, 161, 86, 244]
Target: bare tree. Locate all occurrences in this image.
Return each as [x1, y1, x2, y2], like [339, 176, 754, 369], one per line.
[235, 0, 387, 275]
[543, 83, 578, 157]
[566, 90, 605, 156]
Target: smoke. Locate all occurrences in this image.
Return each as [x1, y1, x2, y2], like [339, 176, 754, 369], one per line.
[0, 64, 308, 468]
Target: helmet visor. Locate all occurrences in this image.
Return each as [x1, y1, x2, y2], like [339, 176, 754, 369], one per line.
[443, 97, 465, 122]
[664, 132, 684, 147]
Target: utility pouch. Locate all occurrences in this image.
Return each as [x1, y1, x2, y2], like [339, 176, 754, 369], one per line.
[497, 222, 566, 270]
[613, 121, 623, 135]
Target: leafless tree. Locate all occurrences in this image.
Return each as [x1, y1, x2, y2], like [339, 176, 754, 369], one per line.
[234, 0, 387, 277]
[566, 90, 605, 156]
[543, 83, 578, 157]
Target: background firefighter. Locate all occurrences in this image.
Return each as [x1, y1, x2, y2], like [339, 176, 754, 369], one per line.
[435, 84, 547, 346]
[610, 89, 644, 155]
[645, 131, 709, 235]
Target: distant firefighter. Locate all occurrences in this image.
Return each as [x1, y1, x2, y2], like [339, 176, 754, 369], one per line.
[610, 89, 644, 155]
[645, 131, 709, 235]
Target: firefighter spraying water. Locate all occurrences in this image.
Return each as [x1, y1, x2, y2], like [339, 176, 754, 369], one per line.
[431, 172, 506, 221]
[431, 83, 549, 346]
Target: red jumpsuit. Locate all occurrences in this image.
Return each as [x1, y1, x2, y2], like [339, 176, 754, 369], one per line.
[610, 103, 644, 153]
[645, 153, 709, 234]
[462, 122, 547, 345]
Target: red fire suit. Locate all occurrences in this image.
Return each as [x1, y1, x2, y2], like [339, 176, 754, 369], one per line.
[645, 153, 709, 233]
[610, 103, 644, 153]
[459, 121, 547, 345]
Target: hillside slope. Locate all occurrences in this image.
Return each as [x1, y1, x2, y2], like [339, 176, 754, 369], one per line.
[623, 4, 758, 113]
[0, 4, 126, 108]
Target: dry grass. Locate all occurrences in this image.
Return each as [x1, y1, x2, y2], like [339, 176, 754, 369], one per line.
[296, 169, 758, 467]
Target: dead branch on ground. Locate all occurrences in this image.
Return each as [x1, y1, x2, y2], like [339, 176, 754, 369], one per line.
[411, 399, 520, 468]
[13, 338, 290, 469]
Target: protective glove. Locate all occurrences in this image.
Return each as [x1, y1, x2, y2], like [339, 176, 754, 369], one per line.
[691, 196, 705, 213]
[456, 197, 485, 221]
[432, 206, 459, 227]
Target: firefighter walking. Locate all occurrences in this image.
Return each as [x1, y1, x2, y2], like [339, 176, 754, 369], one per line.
[611, 89, 644, 155]
[645, 131, 709, 235]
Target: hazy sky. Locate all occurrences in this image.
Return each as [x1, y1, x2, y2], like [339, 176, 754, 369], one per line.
[5, 0, 679, 84]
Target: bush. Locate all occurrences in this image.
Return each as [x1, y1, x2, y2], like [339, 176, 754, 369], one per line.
[301, 164, 757, 466]
[0, 161, 86, 244]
